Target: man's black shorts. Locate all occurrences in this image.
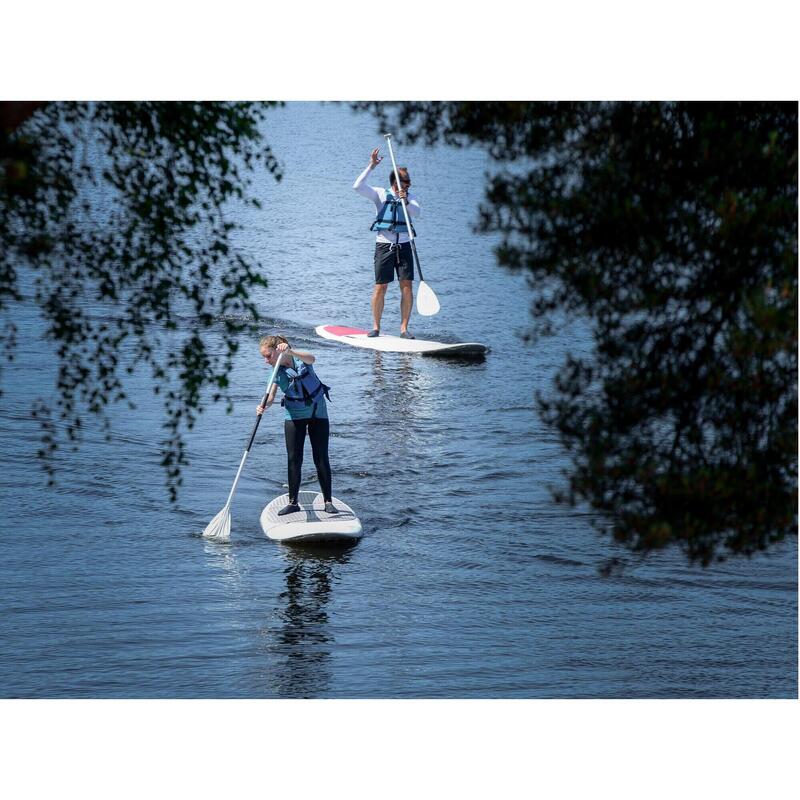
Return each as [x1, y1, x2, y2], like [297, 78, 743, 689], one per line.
[374, 242, 415, 284]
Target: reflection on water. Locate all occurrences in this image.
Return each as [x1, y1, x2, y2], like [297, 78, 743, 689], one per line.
[367, 352, 421, 415]
[262, 543, 355, 698]
[363, 353, 429, 487]
[203, 539, 245, 596]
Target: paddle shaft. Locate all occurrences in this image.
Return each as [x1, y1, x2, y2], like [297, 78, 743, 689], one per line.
[222, 353, 284, 507]
[384, 133, 426, 282]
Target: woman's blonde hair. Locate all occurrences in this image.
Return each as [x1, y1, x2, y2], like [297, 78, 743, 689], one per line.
[259, 334, 290, 351]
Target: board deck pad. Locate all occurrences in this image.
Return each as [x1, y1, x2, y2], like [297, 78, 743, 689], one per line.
[261, 491, 362, 542]
[315, 324, 488, 356]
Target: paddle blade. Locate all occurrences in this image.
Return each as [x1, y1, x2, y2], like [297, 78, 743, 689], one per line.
[416, 280, 440, 316]
[202, 505, 231, 542]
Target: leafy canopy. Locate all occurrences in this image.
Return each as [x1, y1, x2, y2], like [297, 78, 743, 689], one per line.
[1, 102, 281, 499]
[360, 101, 798, 566]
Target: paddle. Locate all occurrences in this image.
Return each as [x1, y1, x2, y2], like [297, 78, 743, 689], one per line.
[384, 133, 440, 316]
[202, 352, 285, 542]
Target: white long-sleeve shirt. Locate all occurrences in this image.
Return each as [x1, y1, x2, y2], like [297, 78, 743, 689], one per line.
[353, 164, 420, 245]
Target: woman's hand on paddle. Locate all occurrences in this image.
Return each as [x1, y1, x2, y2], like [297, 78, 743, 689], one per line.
[256, 399, 273, 416]
[369, 147, 382, 168]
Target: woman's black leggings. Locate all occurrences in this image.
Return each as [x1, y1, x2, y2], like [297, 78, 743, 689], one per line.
[284, 417, 332, 503]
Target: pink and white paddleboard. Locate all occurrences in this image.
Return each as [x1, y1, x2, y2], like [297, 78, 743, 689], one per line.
[315, 325, 488, 356]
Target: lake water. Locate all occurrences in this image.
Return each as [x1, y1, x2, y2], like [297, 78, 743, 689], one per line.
[0, 102, 796, 698]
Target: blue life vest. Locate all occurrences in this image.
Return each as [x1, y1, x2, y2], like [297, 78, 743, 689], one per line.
[370, 190, 416, 236]
[281, 360, 331, 412]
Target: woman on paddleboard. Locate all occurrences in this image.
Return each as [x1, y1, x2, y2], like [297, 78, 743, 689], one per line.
[256, 335, 338, 516]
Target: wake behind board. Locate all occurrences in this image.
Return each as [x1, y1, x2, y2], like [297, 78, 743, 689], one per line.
[316, 325, 488, 357]
[261, 491, 362, 543]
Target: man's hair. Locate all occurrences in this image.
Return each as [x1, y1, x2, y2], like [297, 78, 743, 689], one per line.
[259, 334, 290, 350]
[389, 167, 409, 188]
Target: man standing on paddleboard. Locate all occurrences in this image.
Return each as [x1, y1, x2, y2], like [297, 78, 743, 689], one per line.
[353, 147, 420, 339]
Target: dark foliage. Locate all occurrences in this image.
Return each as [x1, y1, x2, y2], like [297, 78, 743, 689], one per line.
[359, 101, 797, 565]
[1, 102, 281, 499]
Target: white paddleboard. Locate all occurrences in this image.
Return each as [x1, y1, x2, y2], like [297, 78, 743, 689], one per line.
[316, 325, 488, 356]
[261, 491, 363, 543]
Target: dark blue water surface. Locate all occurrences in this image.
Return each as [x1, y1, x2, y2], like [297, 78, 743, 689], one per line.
[1, 103, 796, 698]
